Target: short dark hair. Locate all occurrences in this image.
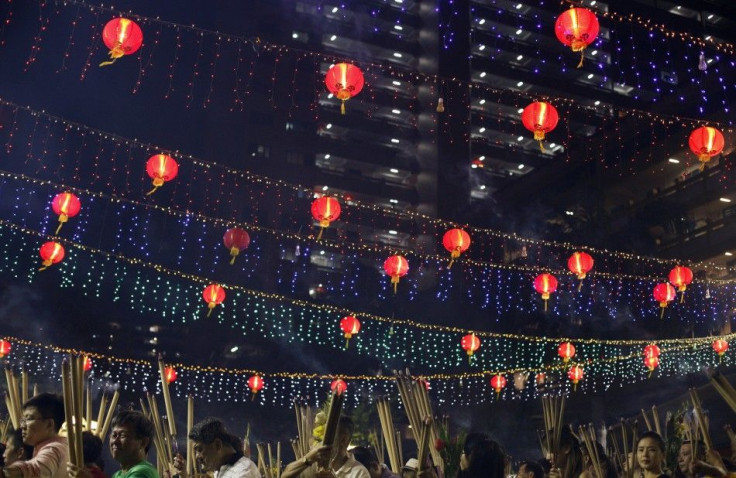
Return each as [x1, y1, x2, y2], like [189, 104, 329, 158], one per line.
[188, 417, 242, 451]
[23, 393, 65, 432]
[111, 410, 154, 453]
[519, 461, 544, 478]
[7, 428, 33, 462]
[638, 431, 666, 452]
[352, 446, 379, 468]
[82, 431, 103, 464]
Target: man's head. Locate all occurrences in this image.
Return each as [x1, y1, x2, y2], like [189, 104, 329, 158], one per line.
[401, 458, 418, 478]
[21, 393, 64, 446]
[82, 431, 104, 465]
[351, 446, 381, 478]
[3, 428, 31, 467]
[188, 417, 241, 472]
[677, 440, 704, 473]
[109, 410, 154, 469]
[516, 461, 544, 478]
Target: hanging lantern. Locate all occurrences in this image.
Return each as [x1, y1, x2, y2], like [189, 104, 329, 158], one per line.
[513, 372, 528, 391]
[535, 373, 546, 385]
[490, 374, 506, 398]
[567, 365, 584, 391]
[521, 102, 559, 150]
[100, 17, 143, 66]
[557, 342, 576, 363]
[339, 316, 361, 348]
[247, 375, 264, 400]
[324, 63, 365, 114]
[643, 344, 660, 359]
[202, 284, 226, 317]
[653, 283, 676, 319]
[533, 273, 558, 311]
[164, 366, 177, 384]
[554, 7, 600, 68]
[436, 97, 445, 113]
[644, 355, 659, 378]
[713, 339, 729, 363]
[51, 192, 81, 235]
[383, 255, 409, 294]
[145, 154, 179, 195]
[689, 126, 725, 170]
[39, 241, 65, 271]
[669, 265, 693, 303]
[0, 340, 11, 358]
[567, 251, 594, 291]
[442, 229, 471, 268]
[330, 379, 347, 395]
[223, 227, 250, 265]
[83, 356, 92, 372]
[461, 333, 481, 364]
[310, 197, 341, 240]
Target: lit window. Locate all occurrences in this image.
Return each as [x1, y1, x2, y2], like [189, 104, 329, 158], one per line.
[594, 100, 600, 106]
[388, 230, 398, 235]
[518, 164, 525, 169]
[391, 138, 400, 143]
[330, 35, 337, 41]
[480, 72, 487, 78]
[394, 25, 403, 31]
[517, 81, 524, 87]
[516, 55, 523, 61]
[479, 44, 486, 51]
[516, 29, 523, 35]
[479, 127, 486, 133]
[331, 6, 338, 13]
[392, 109, 401, 114]
[393, 52, 403, 58]
[517, 136, 524, 141]
[390, 168, 399, 173]
[668, 158, 679, 164]
[326, 123, 333, 129]
[479, 99, 486, 105]
[587, 73, 594, 79]
[392, 80, 401, 86]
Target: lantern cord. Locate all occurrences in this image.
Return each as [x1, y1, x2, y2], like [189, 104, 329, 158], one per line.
[99, 58, 118, 67]
[544, 299, 548, 313]
[577, 280, 583, 293]
[447, 258, 455, 269]
[316, 227, 324, 241]
[345, 338, 350, 349]
[577, 50, 585, 69]
[38, 262, 50, 272]
[207, 307, 214, 318]
[680, 292, 685, 304]
[660, 307, 665, 319]
[145, 186, 159, 196]
[648, 369, 653, 379]
[230, 256, 237, 265]
[340, 101, 346, 115]
[250, 393, 256, 402]
[538, 140, 545, 152]
[55, 222, 64, 236]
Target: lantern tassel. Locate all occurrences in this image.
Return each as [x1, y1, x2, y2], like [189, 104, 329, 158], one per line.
[316, 227, 324, 241]
[544, 298, 548, 312]
[577, 280, 583, 292]
[495, 390, 500, 400]
[250, 392, 256, 402]
[392, 276, 399, 294]
[345, 337, 350, 349]
[680, 292, 685, 304]
[55, 222, 64, 236]
[720, 354, 723, 364]
[577, 50, 585, 69]
[341, 101, 346, 115]
[648, 369, 653, 379]
[573, 382, 578, 392]
[660, 306, 665, 319]
[145, 185, 159, 196]
[38, 262, 51, 272]
[207, 304, 216, 317]
[230, 247, 240, 265]
[99, 46, 125, 67]
[448, 249, 460, 269]
[468, 354, 472, 365]
[447, 258, 455, 269]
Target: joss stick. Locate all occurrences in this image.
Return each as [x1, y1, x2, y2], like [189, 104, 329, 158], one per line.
[21, 368, 28, 404]
[187, 395, 194, 476]
[621, 420, 630, 478]
[641, 409, 652, 431]
[377, 397, 401, 473]
[157, 356, 177, 437]
[95, 392, 108, 438]
[61, 359, 77, 467]
[98, 389, 119, 442]
[689, 388, 712, 451]
[4, 393, 17, 429]
[85, 386, 92, 432]
[277, 441, 281, 478]
[652, 405, 662, 438]
[70, 356, 85, 468]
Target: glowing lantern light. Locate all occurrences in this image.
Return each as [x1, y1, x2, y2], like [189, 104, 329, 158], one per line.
[442, 229, 471, 268]
[164, 366, 177, 384]
[339, 316, 361, 348]
[100, 18, 143, 66]
[521, 102, 559, 150]
[461, 333, 481, 364]
[39, 241, 65, 271]
[568, 365, 584, 391]
[689, 126, 725, 170]
[384, 255, 409, 294]
[554, 7, 599, 68]
[653, 283, 676, 319]
[490, 374, 506, 398]
[0, 340, 11, 358]
[533, 273, 558, 311]
[713, 339, 729, 363]
[145, 154, 178, 195]
[51, 192, 81, 235]
[324, 63, 365, 114]
[330, 379, 347, 395]
[83, 356, 92, 372]
[247, 375, 264, 400]
[535, 373, 546, 385]
[643, 344, 660, 359]
[310, 197, 341, 240]
[568, 251, 594, 291]
[223, 227, 250, 265]
[669, 265, 693, 303]
[644, 355, 659, 377]
[202, 284, 226, 317]
[557, 342, 576, 363]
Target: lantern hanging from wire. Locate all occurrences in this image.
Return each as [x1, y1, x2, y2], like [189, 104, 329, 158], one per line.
[247, 375, 264, 400]
[713, 339, 729, 363]
[339, 316, 361, 348]
[558, 342, 576, 363]
[490, 374, 506, 398]
[39, 241, 65, 271]
[330, 379, 347, 395]
[644, 355, 659, 378]
[51, 192, 81, 235]
[83, 356, 93, 372]
[145, 154, 179, 195]
[0, 340, 10, 358]
[324, 63, 365, 114]
[643, 344, 660, 359]
[521, 102, 559, 151]
[311, 196, 341, 240]
[568, 365, 584, 391]
[100, 17, 143, 66]
[652, 283, 676, 319]
[461, 333, 481, 364]
[567, 251, 593, 291]
[554, 7, 600, 68]
[442, 228, 471, 268]
[202, 284, 226, 317]
[223, 227, 250, 265]
[668, 265, 693, 303]
[533, 273, 558, 311]
[164, 366, 177, 384]
[689, 126, 725, 170]
[383, 255, 409, 294]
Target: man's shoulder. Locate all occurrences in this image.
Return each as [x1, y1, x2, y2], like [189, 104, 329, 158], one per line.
[116, 461, 159, 478]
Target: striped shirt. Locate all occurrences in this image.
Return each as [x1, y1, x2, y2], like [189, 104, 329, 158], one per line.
[8, 436, 68, 478]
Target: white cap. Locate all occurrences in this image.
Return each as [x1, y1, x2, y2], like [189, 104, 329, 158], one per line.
[402, 458, 419, 471]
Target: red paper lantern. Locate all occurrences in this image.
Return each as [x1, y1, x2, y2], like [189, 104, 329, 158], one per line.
[643, 344, 660, 359]
[533, 273, 558, 311]
[100, 18, 143, 66]
[0, 340, 11, 358]
[223, 227, 250, 265]
[442, 229, 471, 268]
[644, 355, 659, 377]
[461, 333, 481, 363]
[340, 316, 361, 348]
[535, 373, 546, 385]
[555, 7, 599, 67]
[558, 342, 576, 363]
[669, 265, 693, 303]
[521, 102, 559, 149]
[689, 126, 725, 169]
[202, 284, 226, 317]
[324, 63, 365, 114]
[83, 356, 93, 372]
[51, 192, 81, 235]
[39, 241, 65, 271]
[567, 252, 594, 290]
[490, 374, 507, 397]
[384, 255, 409, 294]
[145, 154, 179, 195]
[653, 283, 676, 318]
[164, 366, 177, 384]
[247, 375, 264, 400]
[713, 339, 729, 363]
[568, 365, 584, 391]
[330, 379, 347, 395]
[310, 197, 341, 240]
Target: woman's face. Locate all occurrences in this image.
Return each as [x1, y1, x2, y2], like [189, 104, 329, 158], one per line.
[637, 437, 664, 472]
[677, 443, 693, 473]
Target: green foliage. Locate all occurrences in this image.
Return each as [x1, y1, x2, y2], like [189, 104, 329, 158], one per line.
[435, 423, 466, 478]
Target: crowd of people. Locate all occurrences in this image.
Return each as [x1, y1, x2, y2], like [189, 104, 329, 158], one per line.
[0, 392, 735, 478]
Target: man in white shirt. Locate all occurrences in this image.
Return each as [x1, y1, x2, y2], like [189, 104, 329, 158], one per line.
[188, 418, 260, 478]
